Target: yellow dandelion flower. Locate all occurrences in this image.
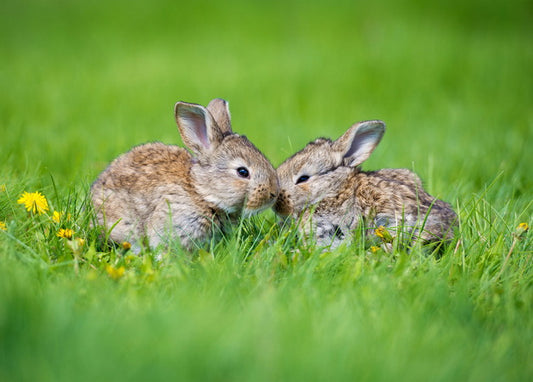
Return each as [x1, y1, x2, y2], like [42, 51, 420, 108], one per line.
[374, 225, 393, 241]
[122, 241, 132, 250]
[17, 191, 49, 215]
[517, 222, 529, 232]
[106, 265, 125, 280]
[52, 211, 62, 223]
[51, 211, 71, 223]
[370, 245, 380, 253]
[66, 236, 85, 254]
[0, 184, 6, 192]
[375, 225, 394, 243]
[57, 228, 74, 239]
[0, 221, 6, 231]
[515, 222, 529, 239]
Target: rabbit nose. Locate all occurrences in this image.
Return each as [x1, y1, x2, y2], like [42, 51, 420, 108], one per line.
[273, 190, 292, 216]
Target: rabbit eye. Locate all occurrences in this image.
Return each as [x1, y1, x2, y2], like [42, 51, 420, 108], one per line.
[237, 167, 250, 179]
[296, 175, 310, 184]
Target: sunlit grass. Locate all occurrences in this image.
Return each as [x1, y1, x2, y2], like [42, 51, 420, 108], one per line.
[0, 183, 531, 381]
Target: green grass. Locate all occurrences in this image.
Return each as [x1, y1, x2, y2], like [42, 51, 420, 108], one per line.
[1, 0, 532, 381]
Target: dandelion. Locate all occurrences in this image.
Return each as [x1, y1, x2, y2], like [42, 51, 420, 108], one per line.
[375, 225, 394, 243]
[52, 211, 71, 223]
[370, 245, 380, 253]
[66, 237, 85, 260]
[106, 265, 125, 280]
[17, 191, 49, 215]
[374, 226, 386, 238]
[57, 228, 74, 239]
[52, 211, 62, 223]
[0, 184, 5, 192]
[122, 241, 132, 250]
[0, 221, 6, 231]
[516, 222, 529, 236]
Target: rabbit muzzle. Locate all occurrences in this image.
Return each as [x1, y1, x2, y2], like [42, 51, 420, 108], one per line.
[272, 189, 293, 217]
[244, 185, 279, 216]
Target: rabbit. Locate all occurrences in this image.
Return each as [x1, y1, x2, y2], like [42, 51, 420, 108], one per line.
[91, 98, 279, 252]
[274, 120, 457, 249]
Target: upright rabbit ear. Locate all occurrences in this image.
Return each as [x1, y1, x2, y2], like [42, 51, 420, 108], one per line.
[332, 120, 386, 167]
[206, 98, 232, 134]
[174, 102, 225, 156]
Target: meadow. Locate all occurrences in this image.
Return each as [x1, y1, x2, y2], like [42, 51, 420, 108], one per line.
[1, 0, 532, 381]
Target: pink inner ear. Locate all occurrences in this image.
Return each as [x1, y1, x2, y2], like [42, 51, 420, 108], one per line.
[342, 126, 384, 167]
[183, 111, 210, 149]
[345, 130, 378, 159]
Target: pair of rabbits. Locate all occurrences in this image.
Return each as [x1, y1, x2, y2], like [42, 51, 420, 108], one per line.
[91, 98, 457, 252]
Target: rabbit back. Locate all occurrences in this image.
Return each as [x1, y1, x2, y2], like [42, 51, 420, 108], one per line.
[295, 168, 457, 248]
[91, 142, 217, 250]
[354, 169, 457, 242]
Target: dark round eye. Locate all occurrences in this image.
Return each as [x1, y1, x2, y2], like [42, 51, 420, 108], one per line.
[296, 175, 310, 184]
[237, 167, 250, 178]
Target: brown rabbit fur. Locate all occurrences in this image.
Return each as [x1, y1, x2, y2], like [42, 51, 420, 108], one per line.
[274, 120, 457, 249]
[91, 99, 279, 252]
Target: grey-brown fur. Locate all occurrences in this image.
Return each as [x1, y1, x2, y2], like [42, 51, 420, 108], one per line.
[274, 120, 457, 248]
[91, 99, 279, 252]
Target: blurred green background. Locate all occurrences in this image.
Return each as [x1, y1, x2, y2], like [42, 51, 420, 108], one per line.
[2, 0, 531, 199]
[1, 1, 532, 381]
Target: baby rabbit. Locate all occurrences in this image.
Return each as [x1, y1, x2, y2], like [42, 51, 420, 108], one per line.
[274, 120, 457, 249]
[91, 99, 279, 252]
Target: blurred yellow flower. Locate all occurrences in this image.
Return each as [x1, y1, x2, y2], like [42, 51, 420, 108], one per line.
[515, 222, 529, 239]
[52, 211, 71, 223]
[52, 211, 62, 223]
[0, 184, 6, 192]
[53, 211, 62, 223]
[370, 245, 380, 253]
[122, 241, 132, 250]
[375, 225, 393, 243]
[17, 191, 49, 215]
[66, 236, 85, 254]
[57, 228, 74, 239]
[0, 221, 6, 231]
[106, 265, 125, 280]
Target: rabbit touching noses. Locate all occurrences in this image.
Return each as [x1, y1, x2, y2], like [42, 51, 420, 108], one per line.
[274, 120, 457, 249]
[91, 100, 456, 253]
[91, 99, 279, 252]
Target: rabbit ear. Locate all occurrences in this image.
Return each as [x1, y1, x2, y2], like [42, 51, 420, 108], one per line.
[174, 102, 225, 155]
[207, 98, 233, 134]
[332, 120, 385, 167]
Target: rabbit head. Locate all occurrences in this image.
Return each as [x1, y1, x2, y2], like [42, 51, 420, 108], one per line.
[176, 99, 279, 217]
[274, 120, 385, 218]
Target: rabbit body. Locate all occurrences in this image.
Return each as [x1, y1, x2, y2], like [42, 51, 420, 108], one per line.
[274, 121, 457, 248]
[91, 99, 279, 251]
